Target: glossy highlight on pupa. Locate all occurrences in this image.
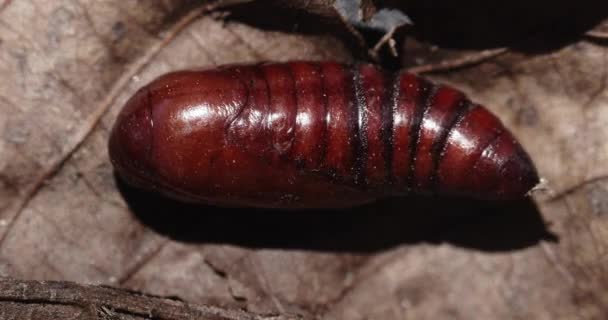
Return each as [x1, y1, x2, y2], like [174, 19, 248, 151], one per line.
[109, 61, 539, 208]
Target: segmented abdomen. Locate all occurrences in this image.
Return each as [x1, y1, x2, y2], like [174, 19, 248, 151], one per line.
[232, 61, 489, 195]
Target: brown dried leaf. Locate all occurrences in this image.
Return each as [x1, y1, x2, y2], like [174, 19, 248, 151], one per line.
[0, 1, 607, 319]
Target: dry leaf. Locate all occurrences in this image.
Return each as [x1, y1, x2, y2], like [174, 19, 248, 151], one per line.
[0, 1, 607, 319]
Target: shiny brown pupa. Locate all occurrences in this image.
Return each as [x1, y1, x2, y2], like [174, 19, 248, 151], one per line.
[109, 61, 539, 208]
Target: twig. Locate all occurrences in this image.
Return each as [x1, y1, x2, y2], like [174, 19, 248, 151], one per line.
[585, 30, 608, 40]
[547, 174, 608, 202]
[407, 48, 508, 74]
[0, 277, 300, 320]
[370, 26, 399, 59]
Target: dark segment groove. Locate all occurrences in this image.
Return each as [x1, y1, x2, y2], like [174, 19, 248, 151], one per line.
[383, 71, 399, 187]
[352, 65, 367, 185]
[315, 62, 329, 166]
[435, 103, 479, 175]
[429, 98, 473, 192]
[406, 79, 436, 190]
[345, 65, 359, 184]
